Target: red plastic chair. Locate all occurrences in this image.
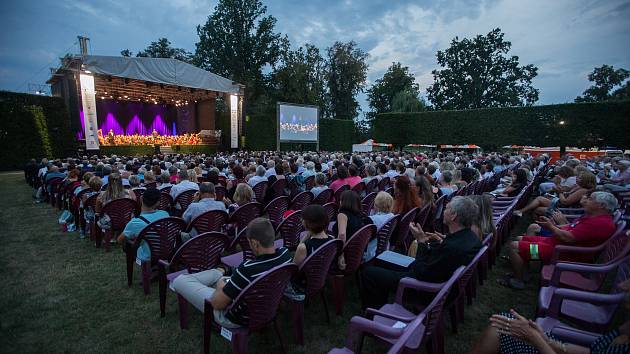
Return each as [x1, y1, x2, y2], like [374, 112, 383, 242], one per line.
[333, 185, 350, 204]
[221, 227, 253, 268]
[393, 207, 420, 251]
[252, 181, 268, 202]
[187, 210, 229, 235]
[344, 266, 465, 354]
[132, 188, 146, 200]
[312, 188, 333, 205]
[287, 239, 343, 345]
[125, 216, 186, 295]
[270, 179, 287, 199]
[47, 177, 64, 208]
[377, 177, 390, 192]
[202, 263, 298, 354]
[351, 182, 365, 197]
[214, 185, 226, 202]
[83, 193, 98, 241]
[322, 202, 338, 225]
[365, 178, 378, 194]
[158, 191, 173, 212]
[290, 191, 313, 211]
[330, 224, 377, 315]
[375, 215, 400, 257]
[174, 189, 197, 216]
[159, 232, 229, 317]
[263, 196, 290, 229]
[548, 220, 627, 265]
[304, 175, 315, 191]
[228, 202, 262, 236]
[97, 198, 138, 251]
[448, 246, 488, 333]
[274, 210, 305, 251]
[361, 192, 377, 216]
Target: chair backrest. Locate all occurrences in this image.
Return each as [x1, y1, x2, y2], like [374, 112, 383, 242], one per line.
[275, 210, 305, 250]
[170, 232, 230, 273]
[378, 177, 390, 191]
[290, 191, 314, 211]
[415, 204, 432, 229]
[361, 192, 377, 216]
[158, 192, 173, 211]
[334, 185, 350, 204]
[299, 239, 343, 297]
[385, 187, 394, 197]
[271, 178, 287, 198]
[304, 175, 315, 191]
[365, 178, 379, 194]
[376, 215, 399, 256]
[342, 224, 377, 273]
[419, 266, 465, 338]
[176, 189, 197, 211]
[263, 196, 290, 228]
[214, 185, 226, 201]
[395, 207, 420, 250]
[84, 193, 98, 210]
[432, 195, 447, 232]
[136, 217, 186, 261]
[160, 186, 172, 194]
[252, 181, 268, 202]
[386, 313, 427, 354]
[228, 263, 298, 331]
[188, 209, 229, 234]
[132, 188, 146, 200]
[229, 227, 255, 261]
[313, 188, 333, 205]
[458, 246, 489, 294]
[322, 202, 338, 225]
[101, 198, 138, 230]
[229, 202, 262, 230]
[351, 182, 366, 196]
[144, 182, 157, 189]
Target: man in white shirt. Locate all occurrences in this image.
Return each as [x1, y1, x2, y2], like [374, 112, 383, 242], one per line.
[170, 169, 200, 200]
[183, 182, 227, 236]
[264, 160, 276, 178]
[248, 166, 268, 187]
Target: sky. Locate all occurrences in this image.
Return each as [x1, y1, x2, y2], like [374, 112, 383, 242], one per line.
[1, 0, 629, 115]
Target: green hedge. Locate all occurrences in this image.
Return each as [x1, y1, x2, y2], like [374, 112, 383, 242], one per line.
[98, 146, 155, 156]
[244, 114, 357, 151]
[374, 101, 630, 150]
[172, 144, 217, 155]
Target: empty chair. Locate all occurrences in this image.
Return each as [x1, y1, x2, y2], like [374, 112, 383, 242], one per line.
[158, 232, 229, 317]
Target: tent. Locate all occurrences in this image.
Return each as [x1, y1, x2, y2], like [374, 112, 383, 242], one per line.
[352, 139, 392, 152]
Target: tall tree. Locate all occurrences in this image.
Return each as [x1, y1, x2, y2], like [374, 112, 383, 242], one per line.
[366, 62, 422, 121]
[135, 38, 192, 63]
[271, 44, 328, 111]
[391, 90, 427, 113]
[326, 41, 369, 120]
[575, 65, 630, 102]
[120, 49, 133, 57]
[427, 28, 539, 110]
[194, 0, 285, 111]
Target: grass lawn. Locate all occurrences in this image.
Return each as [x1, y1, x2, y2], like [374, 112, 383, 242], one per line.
[0, 172, 541, 353]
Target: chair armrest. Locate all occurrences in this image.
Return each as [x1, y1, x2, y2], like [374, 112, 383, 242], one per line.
[551, 243, 604, 263]
[158, 259, 171, 271]
[350, 316, 405, 339]
[549, 260, 618, 286]
[550, 325, 600, 347]
[364, 308, 416, 322]
[546, 287, 625, 318]
[395, 277, 445, 304]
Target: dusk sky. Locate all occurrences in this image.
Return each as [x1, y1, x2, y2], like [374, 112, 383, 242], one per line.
[1, 0, 629, 114]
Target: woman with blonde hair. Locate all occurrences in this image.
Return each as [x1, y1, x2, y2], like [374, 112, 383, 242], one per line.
[469, 194, 497, 244]
[364, 192, 396, 261]
[226, 183, 253, 214]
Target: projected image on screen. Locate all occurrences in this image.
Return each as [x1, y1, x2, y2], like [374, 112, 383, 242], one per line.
[278, 104, 318, 142]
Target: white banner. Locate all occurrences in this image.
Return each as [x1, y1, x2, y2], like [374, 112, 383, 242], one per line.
[230, 94, 238, 149]
[80, 74, 100, 150]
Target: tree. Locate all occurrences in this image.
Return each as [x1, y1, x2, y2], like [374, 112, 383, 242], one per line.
[270, 43, 328, 112]
[427, 28, 539, 110]
[366, 62, 423, 123]
[136, 38, 192, 63]
[120, 49, 133, 57]
[326, 41, 369, 120]
[194, 0, 285, 112]
[575, 65, 630, 102]
[391, 90, 427, 112]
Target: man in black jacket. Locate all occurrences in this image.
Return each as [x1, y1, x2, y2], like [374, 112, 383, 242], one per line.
[360, 196, 482, 309]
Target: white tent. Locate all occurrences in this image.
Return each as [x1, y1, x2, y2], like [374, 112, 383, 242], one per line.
[352, 139, 391, 152]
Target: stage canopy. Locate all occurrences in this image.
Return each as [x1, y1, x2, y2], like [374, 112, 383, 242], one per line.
[80, 55, 240, 94]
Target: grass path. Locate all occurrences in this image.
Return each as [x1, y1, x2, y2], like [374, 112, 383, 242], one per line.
[0, 172, 539, 353]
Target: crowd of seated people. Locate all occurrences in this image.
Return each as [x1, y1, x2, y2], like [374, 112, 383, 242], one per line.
[23, 148, 630, 353]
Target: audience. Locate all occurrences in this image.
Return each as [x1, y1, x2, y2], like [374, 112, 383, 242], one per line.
[182, 182, 227, 236]
[392, 175, 421, 215]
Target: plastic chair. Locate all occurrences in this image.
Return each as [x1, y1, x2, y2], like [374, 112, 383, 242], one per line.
[334, 185, 350, 204]
[304, 175, 315, 191]
[448, 246, 488, 333]
[548, 221, 627, 264]
[263, 196, 290, 229]
[125, 217, 186, 295]
[228, 202, 262, 236]
[158, 232, 229, 317]
[359, 266, 466, 354]
[187, 210, 229, 235]
[290, 191, 314, 211]
[393, 207, 419, 251]
[322, 202, 338, 224]
[378, 177, 390, 192]
[330, 224, 377, 315]
[275, 210, 305, 251]
[270, 179, 287, 199]
[214, 185, 226, 201]
[536, 254, 630, 333]
[365, 178, 378, 194]
[287, 239, 343, 345]
[252, 181, 268, 202]
[361, 192, 377, 216]
[174, 189, 197, 216]
[313, 188, 333, 205]
[97, 198, 138, 251]
[202, 263, 298, 354]
[351, 182, 366, 197]
[221, 227, 253, 268]
[158, 191, 174, 212]
[375, 215, 399, 257]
